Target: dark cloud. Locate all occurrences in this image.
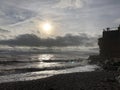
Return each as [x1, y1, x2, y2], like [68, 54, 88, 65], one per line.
[0, 33, 97, 47]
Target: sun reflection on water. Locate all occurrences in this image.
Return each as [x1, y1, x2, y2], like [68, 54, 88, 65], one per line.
[38, 54, 54, 61]
[37, 54, 61, 68]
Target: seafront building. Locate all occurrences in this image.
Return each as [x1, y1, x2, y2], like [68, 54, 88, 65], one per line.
[98, 25, 120, 58]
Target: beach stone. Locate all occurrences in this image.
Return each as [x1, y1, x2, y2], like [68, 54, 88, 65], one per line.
[116, 75, 120, 83]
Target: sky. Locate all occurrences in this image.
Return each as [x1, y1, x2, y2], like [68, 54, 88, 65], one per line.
[0, 0, 120, 48]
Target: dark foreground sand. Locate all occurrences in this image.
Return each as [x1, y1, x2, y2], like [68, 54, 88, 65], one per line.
[0, 71, 120, 90]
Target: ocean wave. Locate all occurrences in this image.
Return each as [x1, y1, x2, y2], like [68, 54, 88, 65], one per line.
[0, 58, 85, 65]
[0, 65, 100, 83]
[0, 63, 85, 76]
[0, 60, 39, 65]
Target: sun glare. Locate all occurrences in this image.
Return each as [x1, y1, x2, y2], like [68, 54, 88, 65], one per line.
[37, 21, 54, 37]
[42, 22, 53, 34]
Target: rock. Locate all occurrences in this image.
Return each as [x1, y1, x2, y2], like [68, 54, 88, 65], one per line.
[116, 75, 120, 83]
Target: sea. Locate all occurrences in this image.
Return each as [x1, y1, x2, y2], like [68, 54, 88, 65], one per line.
[0, 48, 99, 83]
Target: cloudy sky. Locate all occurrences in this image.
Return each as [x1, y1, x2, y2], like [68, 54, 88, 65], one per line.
[0, 0, 120, 47]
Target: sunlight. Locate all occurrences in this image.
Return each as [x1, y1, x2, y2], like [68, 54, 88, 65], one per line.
[39, 21, 54, 35]
[38, 54, 54, 61]
[36, 20, 57, 37]
[42, 23, 52, 32]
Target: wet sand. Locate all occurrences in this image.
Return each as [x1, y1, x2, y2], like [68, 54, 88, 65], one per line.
[0, 71, 120, 90]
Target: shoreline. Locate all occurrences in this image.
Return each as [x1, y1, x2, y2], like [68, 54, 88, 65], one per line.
[0, 64, 99, 83]
[0, 71, 119, 90]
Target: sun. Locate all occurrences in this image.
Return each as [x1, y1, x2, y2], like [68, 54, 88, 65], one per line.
[42, 22, 53, 33]
[37, 21, 54, 37]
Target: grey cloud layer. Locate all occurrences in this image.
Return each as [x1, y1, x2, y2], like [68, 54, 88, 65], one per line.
[0, 0, 36, 26]
[0, 34, 97, 47]
[0, 0, 120, 36]
[54, 0, 85, 9]
[0, 28, 10, 33]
